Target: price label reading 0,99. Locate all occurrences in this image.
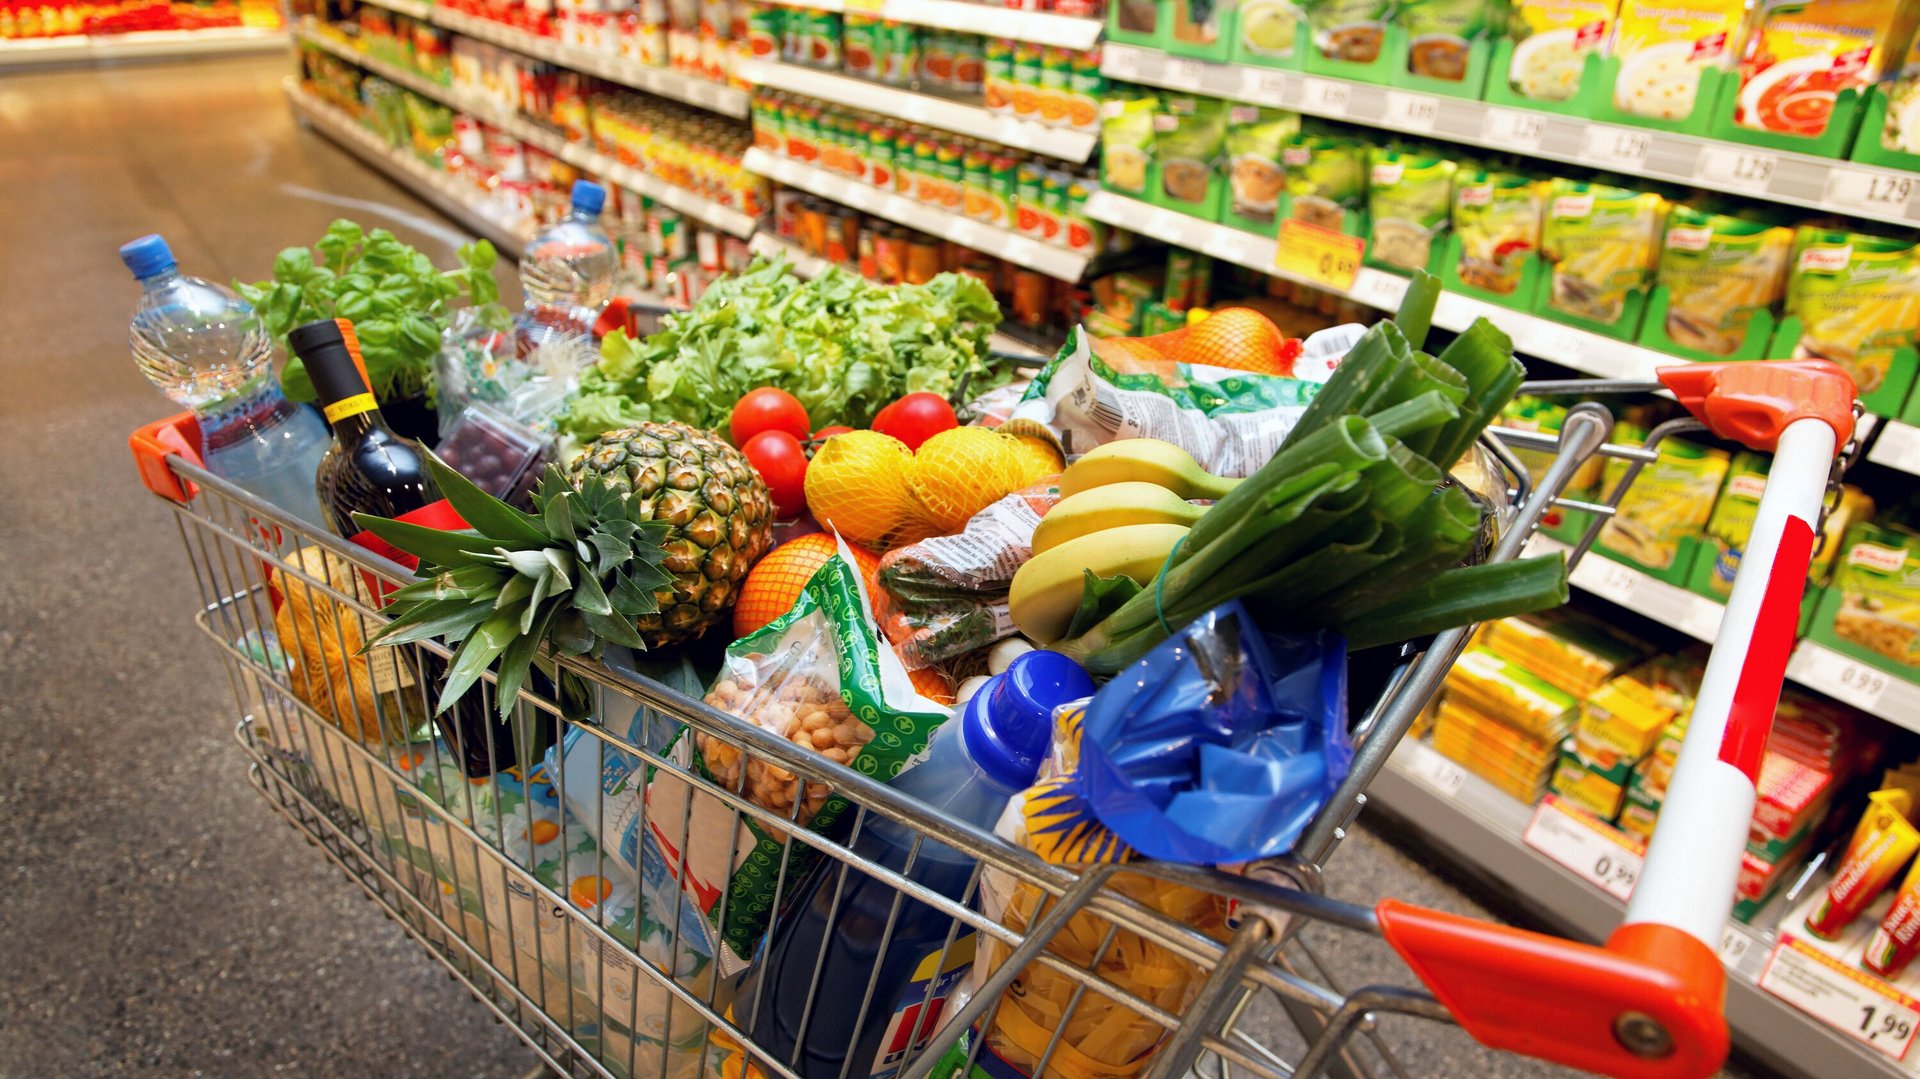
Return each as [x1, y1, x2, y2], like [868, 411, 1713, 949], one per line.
[1797, 645, 1894, 713]
[1523, 795, 1643, 902]
[1760, 938, 1920, 1061]
[1275, 218, 1365, 292]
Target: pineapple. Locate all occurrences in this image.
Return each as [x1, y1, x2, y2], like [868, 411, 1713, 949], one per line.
[355, 421, 773, 719]
[570, 423, 776, 646]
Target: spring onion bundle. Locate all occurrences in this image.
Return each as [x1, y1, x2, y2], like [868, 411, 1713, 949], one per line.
[1054, 272, 1568, 674]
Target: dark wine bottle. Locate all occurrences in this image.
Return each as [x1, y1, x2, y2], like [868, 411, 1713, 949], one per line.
[289, 318, 550, 777]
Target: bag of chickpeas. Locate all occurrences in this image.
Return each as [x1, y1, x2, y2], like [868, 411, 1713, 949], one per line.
[642, 540, 950, 971]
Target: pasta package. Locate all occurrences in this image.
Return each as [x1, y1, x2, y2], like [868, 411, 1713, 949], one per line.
[1610, 0, 1747, 119]
[1541, 179, 1666, 325]
[1367, 148, 1457, 271]
[1655, 205, 1793, 355]
[1507, 0, 1620, 100]
[1783, 227, 1920, 395]
[1597, 427, 1730, 570]
[1734, 0, 1917, 138]
[1829, 519, 1920, 672]
[1453, 169, 1541, 294]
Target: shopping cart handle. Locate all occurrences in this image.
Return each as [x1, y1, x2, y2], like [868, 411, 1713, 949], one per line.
[1656, 360, 1855, 453]
[1377, 900, 1727, 1079]
[131, 411, 205, 503]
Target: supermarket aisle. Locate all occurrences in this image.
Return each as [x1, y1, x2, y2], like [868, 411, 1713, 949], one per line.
[0, 55, 534, 1078]
[0, 55, 1742, 1079]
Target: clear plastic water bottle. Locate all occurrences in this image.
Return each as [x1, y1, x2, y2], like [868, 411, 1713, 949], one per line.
[519, 180, 618, 328]
[121, 234, 330, 528]
[735, 651, 1095, 1079]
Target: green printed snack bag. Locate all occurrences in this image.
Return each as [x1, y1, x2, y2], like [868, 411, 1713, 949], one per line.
[1598, 426, 1729, 571]
[1303, 0, 1393, 62]
[1100, 93, 1157, 196]
[646, 552, 949, 966]
[1402, 0, 1507, 80]
[1829, 520, 1920, 672]
[1153, 94, 1228, 215]
[1367, 148, 1456, 271]
[1224, 105, 1301, 230]
[1453, 168, 1540, 295]
[1656, 206, 1792, 355]
[1283, 133, 1367, 232]
[1541, 179, 1665, 326]
[1784, 227, 1920, 396]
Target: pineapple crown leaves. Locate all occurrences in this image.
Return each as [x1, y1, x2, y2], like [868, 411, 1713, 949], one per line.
[355, 451, 672, 720]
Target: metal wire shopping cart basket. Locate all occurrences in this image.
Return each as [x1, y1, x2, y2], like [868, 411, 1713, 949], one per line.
[130, 357, 1860, 1079]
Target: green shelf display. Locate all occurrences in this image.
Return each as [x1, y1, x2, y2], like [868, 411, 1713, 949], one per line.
[1436, 231, 1542, 314]
[1849, 86, 1920, 171]
[1705, 85, 1868, 161]
[1527, 268, 1650, 344]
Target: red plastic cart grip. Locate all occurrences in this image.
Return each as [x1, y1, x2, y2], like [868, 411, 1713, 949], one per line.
[130, 412, 205, 503]
[1378, 901, 1727, 1079]
[1657, 360, 1855, 453]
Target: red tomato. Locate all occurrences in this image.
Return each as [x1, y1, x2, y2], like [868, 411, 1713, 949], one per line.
[870, 392, 958, 451]
[742, 430, 809, 519]
[810, 425, 854, 447]
[731, 387, 811, 446]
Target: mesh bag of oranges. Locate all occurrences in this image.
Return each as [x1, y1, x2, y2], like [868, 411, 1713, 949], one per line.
[1008, 309, 1357, 476]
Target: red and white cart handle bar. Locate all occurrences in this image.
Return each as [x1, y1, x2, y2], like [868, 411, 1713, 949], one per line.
[1378, 360, 1858, 1079]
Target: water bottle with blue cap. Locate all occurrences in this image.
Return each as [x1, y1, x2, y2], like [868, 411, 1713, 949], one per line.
[121, 233, 330, 528]
[519, 179, 618, 331]
[733, 650, 1096, 1079]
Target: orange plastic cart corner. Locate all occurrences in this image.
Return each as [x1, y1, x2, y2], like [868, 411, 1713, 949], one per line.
[130, 413, 204, 503]
[1657, 360, 1856, 453]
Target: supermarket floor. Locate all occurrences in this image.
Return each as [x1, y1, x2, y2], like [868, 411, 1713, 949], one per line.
[0, 55, 1752, 1079]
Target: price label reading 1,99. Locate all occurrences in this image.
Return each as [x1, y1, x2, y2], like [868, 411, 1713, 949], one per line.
[1760, 938, 1920, 1061]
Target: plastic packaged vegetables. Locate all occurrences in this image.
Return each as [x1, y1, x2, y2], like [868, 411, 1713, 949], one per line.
[1049, 273, 1570, 674]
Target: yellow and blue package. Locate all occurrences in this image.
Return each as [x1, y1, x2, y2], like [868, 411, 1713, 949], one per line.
[1042, 600, 1351, 865]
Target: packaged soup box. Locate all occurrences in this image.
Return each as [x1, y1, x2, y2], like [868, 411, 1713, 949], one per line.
[1822, 518, 1920, 675]
[1610, 0, 1747, 120]
[1100, 93, 1157, 197]
[1224, 105, 1301, 230]
[1507, 0, 1620, 101]
[1367, 149, 1456, 271]
[1237, 0, 1306, 62]
[1152, 94, 1229, 217]
[1401, 0, 1508, 82]
[1452, 168, 1541, 295]
[1655, 205, 1792, 355]
[1283, 133, 1369, 232]
[1783, 227, 1920, 396]
[1303, 0, 1394, 63]
[1541, 179, 1665, 327]
[1733, 0, 1916, 139]
[1878, 28, 1920, 153]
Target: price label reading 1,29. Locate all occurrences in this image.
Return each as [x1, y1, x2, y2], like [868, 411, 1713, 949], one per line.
[1523, 795, 1643, 902]
[1386, 91, 1439, 134]
[1825, 169, 1918, 216]
[1696, 146, 1778, 193]
[1583, 127, 1652, 170]
[1481, 107, 1546, 153]
[1760, 938, 1920, 1061]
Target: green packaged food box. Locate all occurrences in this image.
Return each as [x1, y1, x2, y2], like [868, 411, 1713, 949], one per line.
[1232, 0, 1306, 68]
[1151, 93, 1229, 219]
[1100, 93, 1157, 199]
[1642, 205, 1791, 361]
[1366, 148, 1455, 274]
[1301, 0, 1396, 81]
[1808, 519, 1920, 681]
[1280, 133, 1369, 239]
[1535, 178, 1664, 340]
[1443, 168, 1542, 309]
[1222, 105, 1300, 233]
[1595, 426, 1727, 583]
[1775, 226, 1920, 417]
[1687, 451, 1874, 627]
[1395, 0, 1504, 96]
[1165, 0, 1240, 60]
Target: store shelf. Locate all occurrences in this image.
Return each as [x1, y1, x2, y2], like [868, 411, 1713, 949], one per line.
[1868, 420, 1920, 477]
[744, 148, 1090, 281]
[737, 58, 1097, 162]
[286, 80, 528, 259]
[771, 0, 1100, 49]
[354, 0, 750, 117]
[299, 24, 758, 237]
[1369, 738, 1901, 1079]
[1084, 190, 1678, 381]
[1102, 44, 1920, 228]
[1523, 534, 1920, 732]
[0, 26, 286, 68]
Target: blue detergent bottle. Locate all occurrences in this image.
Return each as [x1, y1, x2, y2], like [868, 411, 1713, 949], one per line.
[734, 650, 1094, 1079]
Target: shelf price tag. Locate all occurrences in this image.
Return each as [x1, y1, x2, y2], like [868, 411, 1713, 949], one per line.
[1275, 218, 1364, 292]
[1695, 146, 1778, 194]
[1523, 795, 1643, 902]
[1582, 126, 1652, 170]
[1796, 645, 1893, 713]
[1385, 91, 1440, 134]
[1481, 107, 1546, 154]
[1352, 270, 1408, 310]
[1166, 57, 1205, 88]
[1760, 938, 1920, 1060]
[1720, 926, 1757, 974]
[1301, 77, 1352, 115]
[1236, 66, 1291, 103]
[1201, 229, 1257, 268]
[1824, 168, 1918, 217]
[1406, 744, 1466, 798]
[1872, 421, 1920, 474]
[1102, 45, 1141, 80]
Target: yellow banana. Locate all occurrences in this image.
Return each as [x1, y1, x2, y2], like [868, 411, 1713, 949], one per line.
[1058, 439, 1240, 500]
[1031, 482, 1207, 555]
[1009, 522, 1190, 644]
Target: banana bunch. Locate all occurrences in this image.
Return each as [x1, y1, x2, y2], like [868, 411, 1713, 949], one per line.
[1010, 440, 1237, 645]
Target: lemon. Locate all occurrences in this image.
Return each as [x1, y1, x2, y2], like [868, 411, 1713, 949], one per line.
[907, 428, 1024, 534]
[805, 431, 932, 549]
[1006, 434, 1066, 487]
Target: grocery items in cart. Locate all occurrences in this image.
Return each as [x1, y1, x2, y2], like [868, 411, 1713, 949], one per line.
[519, 179, 619, 330]
[119, 233, 330, 528]
[729, 649, 1094, 1079]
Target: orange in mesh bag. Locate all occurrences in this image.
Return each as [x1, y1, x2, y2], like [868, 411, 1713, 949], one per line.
[1090, 308, 1300, 379]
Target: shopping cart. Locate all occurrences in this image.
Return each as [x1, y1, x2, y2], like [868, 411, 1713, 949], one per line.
[130, 357, 1859, 1079]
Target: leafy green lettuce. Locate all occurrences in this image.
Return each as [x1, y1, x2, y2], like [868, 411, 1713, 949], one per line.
[557, 257, 1002, 440]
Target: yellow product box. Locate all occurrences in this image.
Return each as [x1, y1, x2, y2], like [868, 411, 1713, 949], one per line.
[1434, 712, 1561, 780]
[1577, 679, 1676, 771]
[1444, 646, 1583, 741]
[1432, 727, 1557, 803]
[1610, 0, 1747, 119]
[1552, 749, 1633, 821]
[1507, 0, 1622, 101]
[1619, 780, 1661, 842]
[1479, 609, 1648, 699]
